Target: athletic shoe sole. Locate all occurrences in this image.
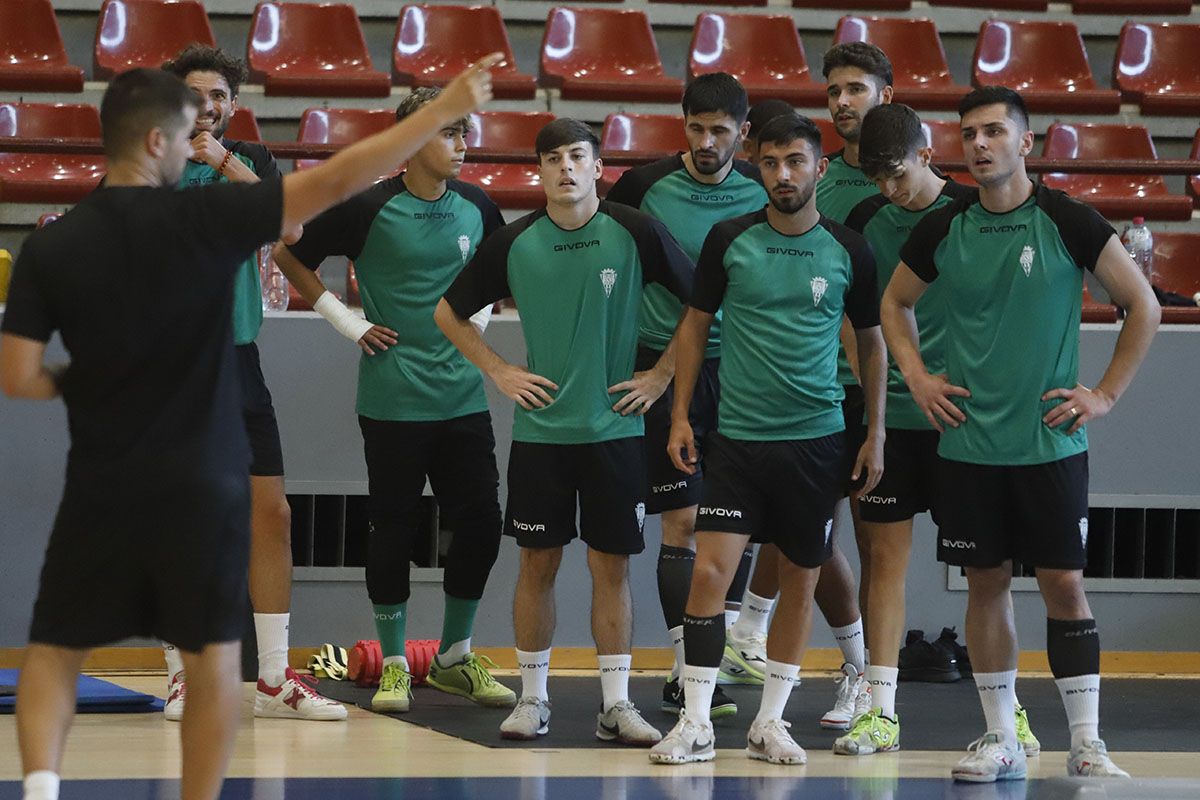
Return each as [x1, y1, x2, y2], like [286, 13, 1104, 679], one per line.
[820, 718, 853, 731]
[371, 700, 410, 713]
[952, 769, 1027, 784]
[500, 726, 548, 740]
[650, 751, 715, 764]
[898, 666, 962, 683]
[747, 749, 806, 765]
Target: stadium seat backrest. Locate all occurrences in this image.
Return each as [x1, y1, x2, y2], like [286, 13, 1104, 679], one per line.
[0, 0, 85, 92]
[973, 20, 1098, 92]
[0, 103, 102, 139]
[226, 108, 263, 142]
[833, 16, 954, 88]
[1151, 233, 1200, 296]
[689, 13, 810, 83]
[1115, 23, 1200, 102]
[294, 108, 396, 171]
[600, 113, 687, 157]
[465, 111, 555, 151]
[540, 8, 669, 86]
[249, 2, 378, 79]
[94, 0, 217, 79]
[393, 5, 523, 85]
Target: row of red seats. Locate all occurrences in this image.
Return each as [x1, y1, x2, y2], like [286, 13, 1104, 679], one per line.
[3, 101, 1197, 221]
[4, 0, 1200, 116]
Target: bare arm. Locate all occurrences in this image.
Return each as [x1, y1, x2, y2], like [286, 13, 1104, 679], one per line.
[434, 298, 557, 410]
[608, 331, 677, 417]
[881, 263, 970, 432]
[280, 55, 501, 235]
[0, 334, 59, 400]
[850, 325, 886, 495]
[666, 306, 714, 474]
[1041, 235, 1161, 433]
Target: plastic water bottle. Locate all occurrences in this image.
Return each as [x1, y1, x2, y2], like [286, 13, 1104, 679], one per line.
[258, 243, 290, 312]
[1121, 217, 1154, 283]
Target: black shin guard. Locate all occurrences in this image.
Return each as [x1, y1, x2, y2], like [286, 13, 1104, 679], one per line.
[725, 546, 753, 604]
[657, 545, 695, 629]
[1047, 617, 1100, 678]
[682, 613, 726, 668]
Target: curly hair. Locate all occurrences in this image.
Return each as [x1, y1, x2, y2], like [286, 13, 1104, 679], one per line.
[162, 44, 248, 97]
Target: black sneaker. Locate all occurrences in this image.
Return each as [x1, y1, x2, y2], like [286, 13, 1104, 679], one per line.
[933, 626, 972, 679]
[661, 677, 738, 719]
[898, 629, 962, 683]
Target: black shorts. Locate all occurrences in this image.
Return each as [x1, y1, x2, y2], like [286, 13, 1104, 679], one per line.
[236, 343, 284, 477]
[937, 452, 1090, 570]
[636, 345, 720, 514]
[695, 432, 845, 568]
[842, 384, 867, 496]
[504, 437, 647, 555]
[29, 476, 251, 652]
[859, 428, 942, 523]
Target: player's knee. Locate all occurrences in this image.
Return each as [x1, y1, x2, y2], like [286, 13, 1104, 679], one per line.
[660, 507, 697, 548]
[1037, 569, 1087, 612]
[690, 554, 731, 595]
[519, 547, 562, 585]
[966, 564, 1012, 596]
[586, 549, 629, 586]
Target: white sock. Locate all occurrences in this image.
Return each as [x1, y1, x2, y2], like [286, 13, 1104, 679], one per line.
[831, 619, 866, 674]
[598, 654, 632, 712]
[724, 609, 738, 630]
[162, 642, 184, 680]
[975, 670, 1018, 742]
[254, 612, 290, 685]
[668, 625, 685, 682]
[517, 648, 551, 701]
[383, 654, 409, 671]
[436, 638, 471, 667]
[681, 664, 719, 722]
[866, 665, 899, 718]
[730, 590, 774, 640]
[864, 647, 871, 667]
[1056, 674, 1101, 750]
[23, 771, 59, 800]
[755, 659, 799, 722]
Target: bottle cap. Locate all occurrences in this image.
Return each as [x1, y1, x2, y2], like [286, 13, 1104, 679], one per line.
[1132, 216, 1145, 225]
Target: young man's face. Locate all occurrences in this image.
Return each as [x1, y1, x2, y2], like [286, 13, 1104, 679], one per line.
[411, 123, 468, 181]
[160, 105, 199, 185]
[184, 70, 235, 139]
[870, 147, 933, 208]
[538, 141, 602, 206]
[826, 66, 892, 143]
[684, 111, 748, 175]
[758, 138, 826, 215]
[960, 103, 1033, 187]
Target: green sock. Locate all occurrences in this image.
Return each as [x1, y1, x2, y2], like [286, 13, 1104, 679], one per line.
[439, 594, 480, 656]
[373, 603, 407, 659]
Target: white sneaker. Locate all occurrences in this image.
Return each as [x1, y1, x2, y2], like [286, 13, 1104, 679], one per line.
[254, 668, 347, 721]
[747, 717, 807, 765]
[952, 731, 1027, 783]
[500, 696, 551, 740]
[1068, 739, 1130, 778]
[719, 630, 767, 685]
[596, 700, 662, 746]
[163, 670, 185, 722]
[649, 709, 716, 764]
[820, 662, 864, 730]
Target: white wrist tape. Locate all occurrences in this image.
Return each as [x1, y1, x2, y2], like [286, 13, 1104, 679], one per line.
[469, 303, 493, 334]
[314, 291, 374, 343]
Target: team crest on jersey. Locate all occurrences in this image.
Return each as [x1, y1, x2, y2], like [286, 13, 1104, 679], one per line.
[457, 235, 471, 264]
[1020, 245, 1035, 277]
[600, 268, 617, 298]
[824, 518, 833, 547]
[811, 276, 828, 306]
[635, 502, 646, 532]
[1079, 517, 1089, 550]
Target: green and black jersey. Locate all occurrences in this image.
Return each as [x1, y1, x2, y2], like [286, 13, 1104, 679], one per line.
[286, 176, 503, 422]
[690, 209, 879, 441]
[443, 200, 694, 445]
[900, 184, 1116, 466]
[179, 139, 278, 345]
[845, 179, 978, 429]
[816, 148, 881, 385]
[606, 155, 767, 357]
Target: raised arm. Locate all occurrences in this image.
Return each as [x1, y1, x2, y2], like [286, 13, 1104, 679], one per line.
[0, 335, 59, 400]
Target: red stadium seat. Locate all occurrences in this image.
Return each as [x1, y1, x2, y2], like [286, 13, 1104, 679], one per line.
[922, 118, 975, 186]
[1115, 23, 1200, 116]
[539, 9, 683, 102]
[1151, 233, 1200, 322]
[1041, 123, 1192, 221]
[1072, 0, 1191, 14]
[972, 21, 1119, 114]
[392, 5, 536, 99]
[226, 108, 263, 142]
[0, 103, 105, 203]
[294, 108, 396, 173]
[812, 118, 845, 155]
[598, 112, 687, 193]
[932, 0, 1047, 8]
[654, 0, 766, 7]
[0, 0, 84, 92]
[688, 14, 826, 106]
[1081, 283, 1119, 323]
[247, 2, 390, 97]
[459, 110, 555, 209]
[1188, 129, 1200, 207]
[793, 1, 909, 8]
[36, 212, 61, 228]
[94, 0, 216, 80]
[832, 16, 969, 110]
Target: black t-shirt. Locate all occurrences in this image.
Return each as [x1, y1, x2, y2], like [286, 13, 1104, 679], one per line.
[1, 179, 283, 486]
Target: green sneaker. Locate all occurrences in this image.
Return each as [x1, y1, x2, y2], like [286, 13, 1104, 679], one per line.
[832, 708, 900, 756]
[718, 635, 766, 685]
[427, 653, 517, 708]
[1015, 703, 1040, 757]
[372, 662, 412, 713]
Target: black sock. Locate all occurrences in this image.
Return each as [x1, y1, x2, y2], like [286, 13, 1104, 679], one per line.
[725, 546, 753, 604]
[656, 545, 695, 629]
[1047, 617, 1100, 678]
[682, 613, 726, 668]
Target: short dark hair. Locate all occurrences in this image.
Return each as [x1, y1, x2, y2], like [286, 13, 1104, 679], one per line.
[681, 72, 749, 123]
[395, 86, 471, 132]
[822, 42, 894, 90]
[100, 68, 201, 159]
[747, 100, 795, 142]
[755, 112, 823, 159]
[958, 85, 1030, 131]
[858, 104, 926, 179]
[162, 44, 248, 97]
[535, 118, 599, 159]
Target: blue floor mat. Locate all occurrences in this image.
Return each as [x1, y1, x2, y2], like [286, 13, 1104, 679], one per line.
[0, 669, 163, 714]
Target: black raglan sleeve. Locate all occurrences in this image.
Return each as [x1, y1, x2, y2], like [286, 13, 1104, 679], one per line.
[899, 203, 959, 283]
[443, 222, 520, 318]
[689, 223, 734, 315]
[284, 181, 395, 270]
[1039, 187, 1117, 273]
[825, 222, 880, 329]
